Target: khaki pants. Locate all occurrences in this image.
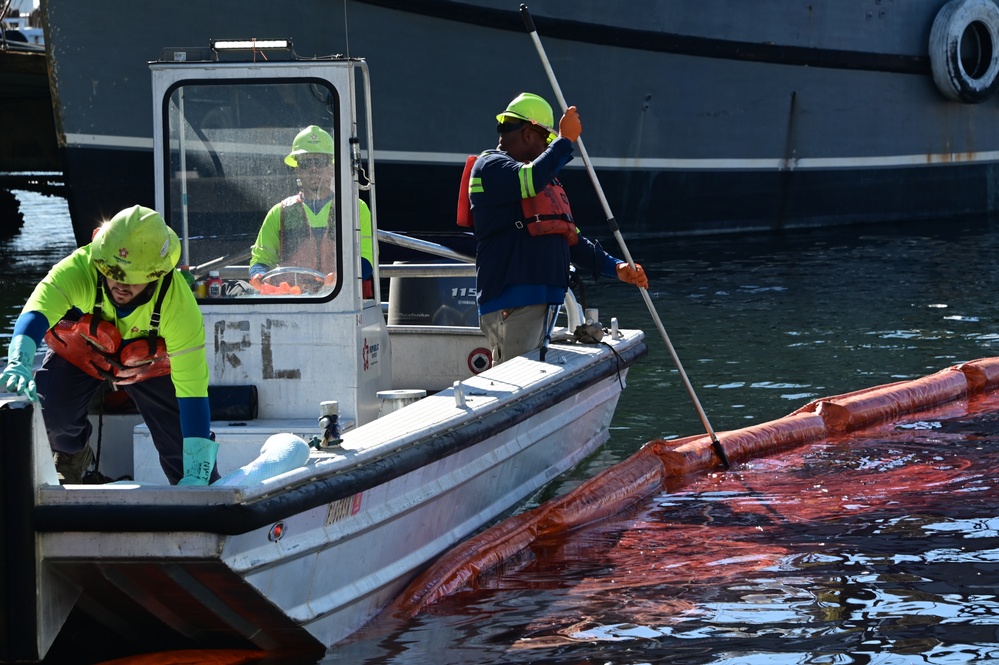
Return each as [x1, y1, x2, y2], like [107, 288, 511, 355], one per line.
[479, 304, 551, 366]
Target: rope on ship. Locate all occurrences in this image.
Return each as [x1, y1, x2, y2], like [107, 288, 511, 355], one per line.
[390, 355, 999, 614]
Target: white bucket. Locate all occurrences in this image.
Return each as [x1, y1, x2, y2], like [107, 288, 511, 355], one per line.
[377, 389, 427, 417]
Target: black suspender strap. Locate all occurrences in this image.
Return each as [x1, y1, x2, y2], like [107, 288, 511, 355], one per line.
[146, 270, 173, 356]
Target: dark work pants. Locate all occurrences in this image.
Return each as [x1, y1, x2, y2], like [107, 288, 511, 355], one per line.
[35, 349, 186, 483]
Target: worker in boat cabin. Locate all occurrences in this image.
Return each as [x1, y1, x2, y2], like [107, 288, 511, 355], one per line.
[0, 205, 218, 486]
[465, 92, 648, 364]
[249, 125, 374, 292]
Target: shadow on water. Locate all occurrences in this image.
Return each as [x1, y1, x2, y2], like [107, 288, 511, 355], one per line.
[10, 194, 999, 663]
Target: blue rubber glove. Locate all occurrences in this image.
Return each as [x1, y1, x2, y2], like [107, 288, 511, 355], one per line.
[1, 334, 38, 401]
[177, 436, 219, 486]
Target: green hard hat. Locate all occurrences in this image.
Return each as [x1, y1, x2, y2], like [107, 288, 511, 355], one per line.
[496, 92, 556, 136]
[285, 125, 335, 167]
[92, 205, 180, 284]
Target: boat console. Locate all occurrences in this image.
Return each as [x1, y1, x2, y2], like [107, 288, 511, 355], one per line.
[140, 40, 490, 479]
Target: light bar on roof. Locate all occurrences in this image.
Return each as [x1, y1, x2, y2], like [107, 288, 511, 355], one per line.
[212, 39, 291, 51]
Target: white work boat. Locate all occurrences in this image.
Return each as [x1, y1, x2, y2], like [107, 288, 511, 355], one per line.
[0, 40, 646, 662]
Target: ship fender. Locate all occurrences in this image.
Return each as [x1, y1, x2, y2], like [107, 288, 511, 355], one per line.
[929, 0, 999, 102]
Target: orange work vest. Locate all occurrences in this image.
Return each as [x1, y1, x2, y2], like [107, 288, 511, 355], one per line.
[43, 272, 172, 386]
[457, 154, 578, 246]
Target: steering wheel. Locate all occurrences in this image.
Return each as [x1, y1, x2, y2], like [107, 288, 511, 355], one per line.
[260, 266, 327, 294]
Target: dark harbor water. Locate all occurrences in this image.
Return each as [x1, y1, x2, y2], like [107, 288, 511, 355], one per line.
[8, 190, 999, 665]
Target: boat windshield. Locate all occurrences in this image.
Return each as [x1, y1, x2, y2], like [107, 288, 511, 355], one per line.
[163, 79, 345, 300]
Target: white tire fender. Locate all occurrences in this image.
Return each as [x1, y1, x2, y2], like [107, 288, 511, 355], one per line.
[929, 0, 999, 102]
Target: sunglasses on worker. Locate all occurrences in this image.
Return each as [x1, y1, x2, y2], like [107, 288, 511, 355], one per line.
[496, 119, 555, 144]
[297, 158, 330, 170]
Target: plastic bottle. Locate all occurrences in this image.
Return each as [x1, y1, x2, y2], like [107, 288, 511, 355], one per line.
[207, 270, 222, 298]
[178, 265, 196, 290]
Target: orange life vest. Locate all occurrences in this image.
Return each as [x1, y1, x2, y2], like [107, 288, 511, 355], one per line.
[457, 155, 477, 228]
[519, 179, 578, 246]
[457, 154, 578, 246]
[43, 272, 172, 386]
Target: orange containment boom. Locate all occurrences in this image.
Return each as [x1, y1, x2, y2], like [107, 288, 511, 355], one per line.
[391, 356, 999, 614]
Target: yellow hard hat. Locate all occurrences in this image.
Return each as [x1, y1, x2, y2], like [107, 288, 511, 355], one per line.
[91, 205, 180, 284]
[285, 125, 335, 167]
[496, 92, 556, 137]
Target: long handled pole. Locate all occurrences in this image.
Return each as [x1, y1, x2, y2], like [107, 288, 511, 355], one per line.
[519, 4, 731, 469]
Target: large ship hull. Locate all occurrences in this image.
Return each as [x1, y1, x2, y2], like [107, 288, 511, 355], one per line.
[41, 0, 999, 244]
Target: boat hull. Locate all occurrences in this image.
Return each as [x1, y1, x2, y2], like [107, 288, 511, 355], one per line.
[0, 48, 58, 172]
[2, 332, 646, 659]
[40, 0, 999, 244]
[52, 150, 999, 241]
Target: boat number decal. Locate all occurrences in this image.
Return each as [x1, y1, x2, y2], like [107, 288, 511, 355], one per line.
[268, 522, 286, 542]
[362, 338, 380, 371]
[262, 319, 301, 379]
[468, 348, 492, 374]
[213, 320, 251, 372]
[326, 493, 363, 526]
[213, 320, 302, 380]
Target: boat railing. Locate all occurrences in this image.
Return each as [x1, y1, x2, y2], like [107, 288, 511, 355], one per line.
[379, 263, 475, 278]
[377, 229, 474, 264]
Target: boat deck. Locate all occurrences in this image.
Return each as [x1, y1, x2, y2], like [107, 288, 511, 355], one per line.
[19, 329, 645, 532]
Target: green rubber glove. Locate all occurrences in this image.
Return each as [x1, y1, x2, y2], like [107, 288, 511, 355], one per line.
[177, 436, 219, 486]
[1, 334, 38, 401]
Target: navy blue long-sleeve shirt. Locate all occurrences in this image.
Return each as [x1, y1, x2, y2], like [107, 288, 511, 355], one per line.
[469, 137, 620, 315]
